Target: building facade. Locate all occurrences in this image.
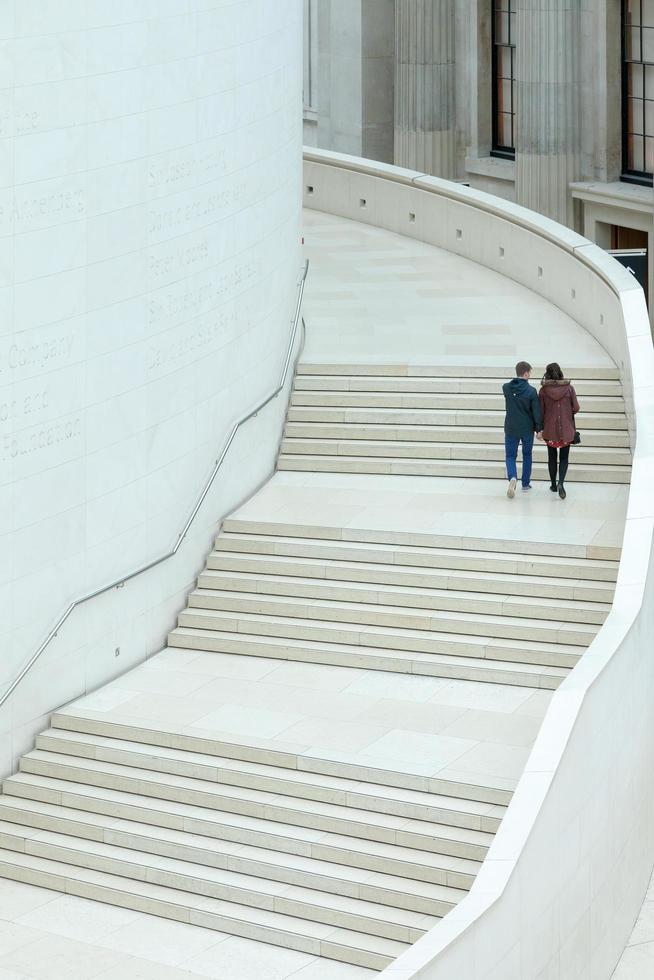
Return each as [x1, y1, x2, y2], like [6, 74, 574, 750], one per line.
[304, 0, 653, 321]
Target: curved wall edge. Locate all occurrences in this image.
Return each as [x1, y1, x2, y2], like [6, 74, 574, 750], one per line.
[0, 1, 303, 777]
[302, 148, 654, 980]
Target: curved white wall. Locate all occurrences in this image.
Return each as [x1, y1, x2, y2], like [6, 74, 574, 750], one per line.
[303, 149, 654, 980]
[0, 1, 303, 774]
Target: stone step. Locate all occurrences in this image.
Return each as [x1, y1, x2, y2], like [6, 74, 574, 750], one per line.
[294, 376, 623, 396]
[0, 847, 408, 969]
[35, 729, 505, 833]
[296, 364, 621, 381]
[16, 751, 494, 860]
[287, 406, 628, 431]
[50, 711, 512, 805]
[2, 772, 482, 887]
[196, 569, 610, 625]
[207, 550, 616, 603]
[0, 821, 441, 943]
[280, 438, 631, 467]
[0, 796, 462, 911]
[291, 391, 625, 413]
[169, 625, 569, 689]
[277, 454, 631, 483]
[184, 589, 598, 647]
[284, 421, 631, 448]
[216, 528, 620, 579]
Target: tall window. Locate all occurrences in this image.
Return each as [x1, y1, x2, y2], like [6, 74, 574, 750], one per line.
[623, 0, 654, 183]
[492, 0, 516, 158]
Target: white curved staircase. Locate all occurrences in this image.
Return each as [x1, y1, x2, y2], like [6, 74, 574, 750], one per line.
[0, 360, 628, 971]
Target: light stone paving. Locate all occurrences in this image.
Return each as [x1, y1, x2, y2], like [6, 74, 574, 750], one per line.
[0, 879, 374, 980]
[302, 209, 615, 370]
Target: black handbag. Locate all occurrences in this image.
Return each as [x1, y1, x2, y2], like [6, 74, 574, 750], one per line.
[573, 430, 581, 445]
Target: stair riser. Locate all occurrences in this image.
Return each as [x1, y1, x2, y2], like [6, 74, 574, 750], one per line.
[0, 832, 432, 943]
[0, 785, 475, 889]
[168, 629, 565, 689]
[0, 804, 454, 913]
[284, 423, 631, 448]
[288, 407, 629, 430]
[17, 759, 488, 861]
[195, 575, 608, 626]
[214, 538, 618, 583]
[183, 598, 596, 647]
[281, 440, 631, 466]
[291, 393, 625, 413]
[0, 858, 396, 970]
[278, 457, 631, 483]
[34, 736, 500, 833]
[294, 379, 622, 396]
[206, 555, 615, 603]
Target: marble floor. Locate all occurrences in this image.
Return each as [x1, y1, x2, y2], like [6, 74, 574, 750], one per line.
[611, 866, 654, 979]
[233, 471, 628, 557]
[302, 209, 615, 371]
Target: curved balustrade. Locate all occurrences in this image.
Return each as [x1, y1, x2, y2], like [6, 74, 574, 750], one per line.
[303, 147, 654, 980]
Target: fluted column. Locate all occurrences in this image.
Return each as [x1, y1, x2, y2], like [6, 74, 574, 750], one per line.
[515, 0, 582, 227]
[394, 0, 456, 178]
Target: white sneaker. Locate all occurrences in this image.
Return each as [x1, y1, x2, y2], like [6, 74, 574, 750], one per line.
[507, 478, 517, 499]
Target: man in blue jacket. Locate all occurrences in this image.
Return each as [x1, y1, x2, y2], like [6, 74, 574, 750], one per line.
[502, 360, 543, 498]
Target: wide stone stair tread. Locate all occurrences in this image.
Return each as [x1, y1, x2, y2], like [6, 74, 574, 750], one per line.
[293, 375, 623, 396]
[208, 550, 616, 602]
[2, 773, 481, 885]
[196, 569, 610, 624]
[277, 454, 631, 482]
[174, 610, 583, 664]
[296, 363, 620, 380]
[0, 847, 408, 969]
[284, 422, 631, 448]
[290, 391, 625, 412]
[216, 530, 620, 578]
[281, 437, 631, 464]
[287, 405, 629, 430]
[184, 589, 598, 646]
[34, 728, 506, 831]
[16, 751, 494, 860]
[0, 796, 471, 907]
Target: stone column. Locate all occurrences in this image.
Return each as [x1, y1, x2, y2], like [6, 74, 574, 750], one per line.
[394, 0, 457, 178]
[515, 0, 582, 228]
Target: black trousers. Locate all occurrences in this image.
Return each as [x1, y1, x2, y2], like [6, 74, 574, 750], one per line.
[547, 445, 570, 486]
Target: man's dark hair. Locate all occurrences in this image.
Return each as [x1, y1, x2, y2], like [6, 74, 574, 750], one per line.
[515, 360, 532, 377]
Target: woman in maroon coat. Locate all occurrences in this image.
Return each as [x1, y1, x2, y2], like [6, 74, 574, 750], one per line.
[539, 363, 580, 500]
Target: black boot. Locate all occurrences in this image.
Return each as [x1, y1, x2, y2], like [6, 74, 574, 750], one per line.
[558, 484, 566, 499]
[550, 483, 558, 492]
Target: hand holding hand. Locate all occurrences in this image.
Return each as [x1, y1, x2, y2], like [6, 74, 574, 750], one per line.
[536, 431, 543, 441]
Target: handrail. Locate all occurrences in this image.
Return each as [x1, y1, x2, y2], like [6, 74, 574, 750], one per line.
[0, 258, 309, 712]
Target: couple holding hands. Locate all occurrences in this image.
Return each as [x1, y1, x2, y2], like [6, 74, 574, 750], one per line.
[503, 360, 580, 500]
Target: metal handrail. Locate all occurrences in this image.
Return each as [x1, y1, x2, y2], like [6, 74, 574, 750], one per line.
[0, 258, 309, 711]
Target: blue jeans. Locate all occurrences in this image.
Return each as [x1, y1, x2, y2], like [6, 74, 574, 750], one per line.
[505, 433, 534, 487]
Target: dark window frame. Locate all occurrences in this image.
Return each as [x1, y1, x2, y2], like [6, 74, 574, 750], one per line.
[622, 0, 654, 185]
[491, 0, 516, 160]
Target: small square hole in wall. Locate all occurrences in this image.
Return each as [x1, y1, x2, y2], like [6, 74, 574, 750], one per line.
[306, 185, 314, 195]
[456, 228, 462, 239]
[537, 266, 543, 278]
[359, 198, 367, 208]
[409, 212, 416, 223]
[571, 288, 576, 300]
[499, 246, 505, 258]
